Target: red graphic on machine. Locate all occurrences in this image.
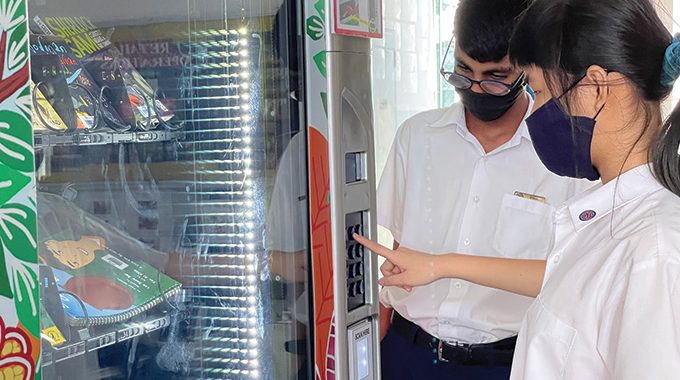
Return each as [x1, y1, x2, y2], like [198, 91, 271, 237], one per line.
[0, 318, 35, 380]
[308, 127, 336, 380]
[0, 25, 29, 104]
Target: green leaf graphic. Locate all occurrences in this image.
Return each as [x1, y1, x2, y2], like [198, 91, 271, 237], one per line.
[306, 15, 324, 41]
[314, 0, 325, 20]
[15, 85, 31, 118]
[13, 263, 38, 323]
[0, 0, 27, 32]
[0, 244, 13, 299]
[8, 21, 28, 71]
[0, 110, 34, 173]
[0, 162, 30, 205]
[0, 202, 37, 263]
[313, 51, 327, 78]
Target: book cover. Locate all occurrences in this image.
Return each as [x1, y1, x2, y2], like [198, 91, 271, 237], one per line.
[30, 80, 69, 132]
[29, 34, 128, 131]
[37, 193, 181, 327]
[82, 41, 174, 130]
[40, 236, 181, 326]
[30, 16, 175, 130]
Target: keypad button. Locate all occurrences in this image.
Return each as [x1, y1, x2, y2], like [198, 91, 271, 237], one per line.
[348, 283, 358, 297]
[354, 244, 363, 258]
[347, 244, 356, 259]
[354, 264, 363, 277]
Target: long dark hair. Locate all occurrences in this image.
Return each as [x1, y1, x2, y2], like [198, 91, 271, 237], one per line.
[509, 0, 680, 195]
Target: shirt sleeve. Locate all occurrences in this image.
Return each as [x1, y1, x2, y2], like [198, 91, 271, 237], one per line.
[376, 128, 408, 243]
[598, 256, 680, 379]
[379, 286, 393, 308]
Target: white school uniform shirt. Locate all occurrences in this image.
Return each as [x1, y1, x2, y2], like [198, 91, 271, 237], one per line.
[510, 164, 680, 380]
[378, 99, 593, 344]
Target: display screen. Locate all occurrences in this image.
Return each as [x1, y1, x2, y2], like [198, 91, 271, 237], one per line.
[357, 336, 370, 379]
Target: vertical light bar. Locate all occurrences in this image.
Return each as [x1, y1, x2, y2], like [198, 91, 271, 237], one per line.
[237, 25, 261, 379]
[181, 11, 262, 376]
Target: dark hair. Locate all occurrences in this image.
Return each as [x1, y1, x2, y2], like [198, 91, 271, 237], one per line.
[454, 0, 529, 62]
[509, 0, 680, 196]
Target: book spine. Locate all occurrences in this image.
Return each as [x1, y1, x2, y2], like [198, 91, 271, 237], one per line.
[67, 285, 182, 327]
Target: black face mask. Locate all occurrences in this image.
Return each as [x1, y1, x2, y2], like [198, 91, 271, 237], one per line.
[456, 75, 526, 122]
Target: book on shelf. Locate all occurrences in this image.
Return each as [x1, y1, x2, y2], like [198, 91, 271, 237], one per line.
[37, 192, 181, 327]
[30, 16, 175, 130]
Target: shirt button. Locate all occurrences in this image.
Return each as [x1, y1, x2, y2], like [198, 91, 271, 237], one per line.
[455, 282, 462, 289]
[552, 254, 561, 264]
[473, 196, 480, 203]
[464, 238, 471, 246]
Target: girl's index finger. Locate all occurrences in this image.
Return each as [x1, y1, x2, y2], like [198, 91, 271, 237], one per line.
[353, 234, 395, 261]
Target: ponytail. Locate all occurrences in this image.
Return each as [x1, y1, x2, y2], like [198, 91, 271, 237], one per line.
[653, 35, 680, 196]
[652, 106, 680, 196]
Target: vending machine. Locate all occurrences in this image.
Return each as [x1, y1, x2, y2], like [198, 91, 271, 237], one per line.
[0, 0, 382, 379]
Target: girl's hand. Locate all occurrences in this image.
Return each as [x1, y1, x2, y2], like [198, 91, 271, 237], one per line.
[353, 234, 442, 289]
[378, 254, 412, 292]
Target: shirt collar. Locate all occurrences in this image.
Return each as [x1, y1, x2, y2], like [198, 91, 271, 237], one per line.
[428, 95, 534, 143]
[566, 164, 664, 231]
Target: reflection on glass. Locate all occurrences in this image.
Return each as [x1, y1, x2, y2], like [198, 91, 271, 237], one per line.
[29, 0, 312, 379]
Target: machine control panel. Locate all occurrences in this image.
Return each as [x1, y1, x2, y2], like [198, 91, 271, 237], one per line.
[346, 211, 367, 311]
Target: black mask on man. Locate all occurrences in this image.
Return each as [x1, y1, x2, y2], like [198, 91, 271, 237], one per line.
[456, 75, 525, 122]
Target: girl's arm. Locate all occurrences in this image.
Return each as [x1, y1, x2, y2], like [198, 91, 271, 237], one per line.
[354, 234, 546, 298]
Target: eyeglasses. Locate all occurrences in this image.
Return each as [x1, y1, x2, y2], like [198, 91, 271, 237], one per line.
[440, 34, 524, 97]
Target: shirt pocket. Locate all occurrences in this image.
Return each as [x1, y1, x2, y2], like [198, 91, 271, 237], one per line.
[520, 297, 577, 380]
[493, 193, 554, 259]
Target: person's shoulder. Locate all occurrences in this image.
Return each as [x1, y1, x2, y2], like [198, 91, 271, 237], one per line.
[403, 102, 464, 128]
[609, 188, 680, 266]
[650, 189, 680, 258]
[395, 103, 464, 140]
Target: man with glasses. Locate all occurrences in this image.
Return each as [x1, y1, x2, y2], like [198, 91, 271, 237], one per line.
[377, 0, 592, 379]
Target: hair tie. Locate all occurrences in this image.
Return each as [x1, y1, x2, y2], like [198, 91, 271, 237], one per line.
[661, 34, 680, 87]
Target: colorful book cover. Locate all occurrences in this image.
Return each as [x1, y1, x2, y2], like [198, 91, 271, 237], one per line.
[30, 80, 69, 132]
[39, 236, 181, 326]
[30, 16, 175, 130]
[29, 52, 79, 131]
[29, 34, 128, 131]
[37, 193, 180, 327]
[81, 41, 174, 130]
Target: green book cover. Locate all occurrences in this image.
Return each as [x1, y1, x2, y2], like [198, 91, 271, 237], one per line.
[37, 193, 181, 327]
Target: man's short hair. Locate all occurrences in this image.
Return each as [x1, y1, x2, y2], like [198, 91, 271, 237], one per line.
[454, 0, 528, 63]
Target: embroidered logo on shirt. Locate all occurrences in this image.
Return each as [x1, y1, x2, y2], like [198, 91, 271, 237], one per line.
[579, 210, 597, 221]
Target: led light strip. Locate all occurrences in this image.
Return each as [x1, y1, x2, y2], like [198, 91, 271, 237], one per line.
[181, 21, 261, 378]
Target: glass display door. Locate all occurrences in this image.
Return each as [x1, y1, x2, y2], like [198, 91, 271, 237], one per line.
[20, 0, 313, 378]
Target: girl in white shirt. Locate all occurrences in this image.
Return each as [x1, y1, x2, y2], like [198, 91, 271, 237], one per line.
[356, 0, 680, 378]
